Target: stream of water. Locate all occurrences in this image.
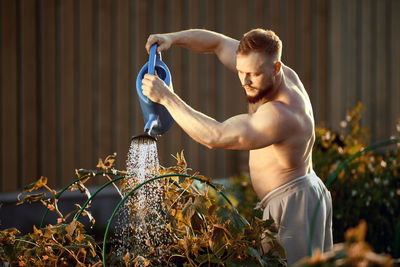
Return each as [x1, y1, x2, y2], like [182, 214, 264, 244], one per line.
[114, 137, 171, 262]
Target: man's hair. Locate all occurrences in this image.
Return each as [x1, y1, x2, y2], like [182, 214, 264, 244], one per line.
[237, 28, 282, 61]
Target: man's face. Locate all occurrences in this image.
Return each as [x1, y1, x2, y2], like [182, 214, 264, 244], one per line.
[236, 51, 276, 104]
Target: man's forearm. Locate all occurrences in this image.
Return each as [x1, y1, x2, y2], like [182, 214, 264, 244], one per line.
[167, 29, 226, 54]
[162, 91, 222, 149]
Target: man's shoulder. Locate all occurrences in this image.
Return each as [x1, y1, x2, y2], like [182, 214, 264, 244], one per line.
[257, 100, 293, 117]
[254, 101, 298, 128]
[282, 63, 300, 80]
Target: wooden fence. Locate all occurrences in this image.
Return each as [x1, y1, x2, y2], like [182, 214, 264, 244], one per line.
[1, 0, 399, 192]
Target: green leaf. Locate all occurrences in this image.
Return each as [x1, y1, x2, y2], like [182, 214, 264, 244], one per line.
[215, 206, 231, 224]
[226, 261, 246, 267]
[247, 246, 268, 267]
[216, 207, 250, 234]
[230, 208, 250, 233]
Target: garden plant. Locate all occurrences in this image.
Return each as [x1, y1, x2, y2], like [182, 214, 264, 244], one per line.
[0, 103, 399, 266]
[0, 153, 286, 266]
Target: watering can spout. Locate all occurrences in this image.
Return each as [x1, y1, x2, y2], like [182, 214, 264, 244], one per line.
[144, 113, 159, 134]
[135, 44, 174, 136]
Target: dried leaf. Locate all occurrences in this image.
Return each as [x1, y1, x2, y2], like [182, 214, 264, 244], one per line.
[22, 176, 47, 192]
[65, 221, 77, 237]
[16, 193, 46, 205]
[345, 220, 367, 243]
[181, 198, 196, 222]
[123, 252, 131, 264]
[177, 150, 187, 169]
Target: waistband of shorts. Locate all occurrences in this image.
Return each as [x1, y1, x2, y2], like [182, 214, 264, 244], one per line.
[255, 170, 319, 210]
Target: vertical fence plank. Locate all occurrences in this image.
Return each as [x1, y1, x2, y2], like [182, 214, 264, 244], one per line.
[315, 0, 328, 125]
[98, 0, 113, 166]
[369, 0, 378, 140]
[269, 0, 281, 36]
[285, 0, 297, 70]
[60, 0, 75, 185]
[254, 0, 266, 29]
[42, 0, 57, 188]
[21, 0, 38, 186]
[375, 0, 388, 141]
[391, 0, 400, 133]
[360, 0, 372, 139]
[310, 0, 326, 125]
[1, 0, 19, 191]
[74, 0, 80, 169]
[130, 0, 138, 139]
[355, 0, 362, 104]
[135, 0, 149, 136]
[343, 0, 358, 114]
[92, 0, 100, 175]
[0, 0, 2, 191]
[79, 0, 94, 173]
[115, 0, 130, 170]
[111, 0, 117, 158]
[327, 0, 343, 131]
[301, 0, 312, 94]
[37, 0, 43, 178]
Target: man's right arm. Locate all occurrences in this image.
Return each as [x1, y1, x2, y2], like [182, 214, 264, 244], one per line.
[146, 29, 239, 72]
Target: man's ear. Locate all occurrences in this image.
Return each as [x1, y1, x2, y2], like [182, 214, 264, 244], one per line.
[274, 61, 282, 75]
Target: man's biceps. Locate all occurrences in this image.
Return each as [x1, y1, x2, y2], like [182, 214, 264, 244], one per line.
[216, 41, 238, 70]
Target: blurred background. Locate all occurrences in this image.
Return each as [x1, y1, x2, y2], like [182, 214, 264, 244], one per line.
[0, 0, 399, 194]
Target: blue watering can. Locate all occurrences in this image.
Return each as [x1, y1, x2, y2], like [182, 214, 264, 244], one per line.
[134, 44, 174, 139]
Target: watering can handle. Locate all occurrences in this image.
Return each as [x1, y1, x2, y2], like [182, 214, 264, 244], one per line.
[148, 44, 157, 75]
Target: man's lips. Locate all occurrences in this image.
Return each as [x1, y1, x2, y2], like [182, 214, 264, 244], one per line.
[243, 85, 259, 92]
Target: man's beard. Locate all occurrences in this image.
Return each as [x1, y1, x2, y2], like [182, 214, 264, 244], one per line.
[242, 85, 273, 104]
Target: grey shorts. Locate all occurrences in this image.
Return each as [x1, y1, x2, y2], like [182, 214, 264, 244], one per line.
[256, 171, 333, 266]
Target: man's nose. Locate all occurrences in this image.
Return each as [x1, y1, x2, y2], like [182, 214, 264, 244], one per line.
[244, 74, 251, 85]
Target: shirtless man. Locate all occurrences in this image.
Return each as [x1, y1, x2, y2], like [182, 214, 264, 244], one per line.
[142, 29, 333, 266]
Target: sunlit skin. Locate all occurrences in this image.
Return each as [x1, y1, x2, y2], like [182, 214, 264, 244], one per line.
[141, 29, 315, 199]
[236, 51, 280, 107]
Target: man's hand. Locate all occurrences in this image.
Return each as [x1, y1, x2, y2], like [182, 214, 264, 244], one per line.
[141, 74, 173, 104]
[146, 33, 173, 54]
